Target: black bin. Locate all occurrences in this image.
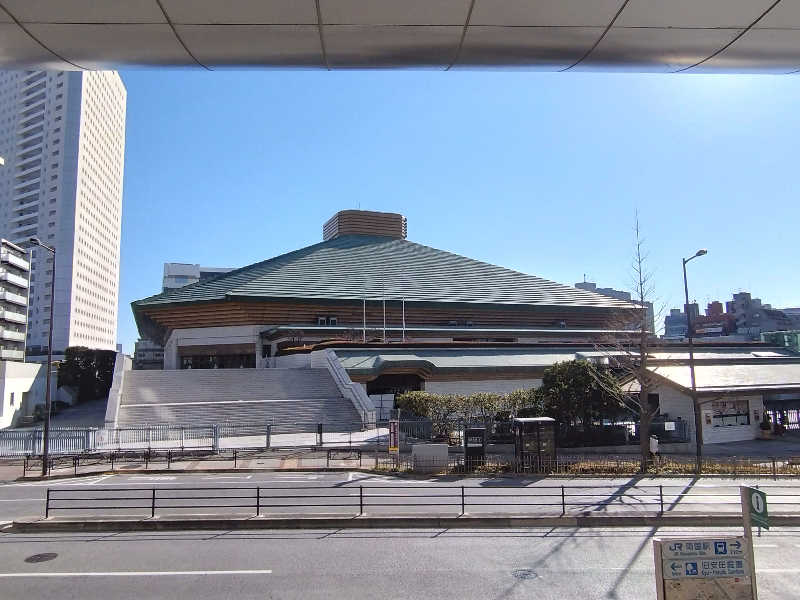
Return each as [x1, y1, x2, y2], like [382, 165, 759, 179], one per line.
[464, 427, 487, 470]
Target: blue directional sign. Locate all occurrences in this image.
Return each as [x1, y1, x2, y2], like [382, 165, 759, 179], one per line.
[662, 537, 744, 559]
[662, 558, 749, 580]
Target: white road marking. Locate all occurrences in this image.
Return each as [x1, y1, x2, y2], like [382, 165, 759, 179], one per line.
[0, 498, 42, 501]
[0, 570, 272, 578]
[128, 476, 177, 481]
[89, 474, 114, 485]
[202, 475, 253, 480]
[753, 544, 777, 548]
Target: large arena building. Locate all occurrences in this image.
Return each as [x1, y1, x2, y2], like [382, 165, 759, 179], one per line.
[132, 210, 638, 370]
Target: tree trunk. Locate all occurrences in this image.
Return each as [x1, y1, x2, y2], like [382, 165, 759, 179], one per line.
[639, 408, 652, 473]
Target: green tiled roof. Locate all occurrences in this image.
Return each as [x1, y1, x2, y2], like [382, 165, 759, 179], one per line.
[133, 235, 636, 309]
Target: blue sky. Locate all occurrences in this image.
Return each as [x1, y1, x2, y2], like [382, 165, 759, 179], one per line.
[118, 70, 799, 352]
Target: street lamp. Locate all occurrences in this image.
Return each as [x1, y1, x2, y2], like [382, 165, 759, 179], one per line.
[683, 248, 707, 474]
[29, 237, 55, 477]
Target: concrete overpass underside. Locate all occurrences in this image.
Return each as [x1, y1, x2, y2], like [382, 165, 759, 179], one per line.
[1, 1, 800, 73]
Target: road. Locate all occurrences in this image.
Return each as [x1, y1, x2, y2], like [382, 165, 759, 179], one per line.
[1, 472, 800, 521]
[0, 526, 797, 599]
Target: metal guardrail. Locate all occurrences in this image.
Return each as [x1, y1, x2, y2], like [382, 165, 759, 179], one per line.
[0, 418, 696, 458]
[43, 484, 800, 519]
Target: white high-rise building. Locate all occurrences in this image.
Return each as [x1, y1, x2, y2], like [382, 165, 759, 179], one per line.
[0, 70, 126, 357]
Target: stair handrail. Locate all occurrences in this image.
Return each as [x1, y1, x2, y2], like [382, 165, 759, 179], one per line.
[313, 349, 375, 427]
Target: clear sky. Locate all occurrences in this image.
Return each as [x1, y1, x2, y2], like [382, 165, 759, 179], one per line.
[117, 70, 799, 352]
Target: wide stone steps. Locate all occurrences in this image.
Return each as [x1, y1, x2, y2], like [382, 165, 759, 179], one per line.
[117, 368, 362, 433]
[121, 368, 340, 405]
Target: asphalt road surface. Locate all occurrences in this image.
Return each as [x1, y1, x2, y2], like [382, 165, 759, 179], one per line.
[0, 526, 797, 599]
[2, 472, 800, 521]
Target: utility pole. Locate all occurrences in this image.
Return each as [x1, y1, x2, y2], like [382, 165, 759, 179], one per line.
[29, 238, 56, 477]
[683, 249, 707, 474]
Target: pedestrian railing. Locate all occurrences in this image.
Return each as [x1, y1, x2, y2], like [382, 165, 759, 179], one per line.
[43, 484, 800, 519]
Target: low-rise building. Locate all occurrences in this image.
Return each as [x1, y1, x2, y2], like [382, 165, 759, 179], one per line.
[0, 239, 30, 361]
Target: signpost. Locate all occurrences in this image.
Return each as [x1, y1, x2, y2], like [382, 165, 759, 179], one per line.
[743, 486, 769, 530]
[653, 486, 767, 599]
[388, 419, 399, 455]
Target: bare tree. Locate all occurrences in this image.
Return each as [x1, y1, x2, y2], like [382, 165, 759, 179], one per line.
[590, 213, 663, 473]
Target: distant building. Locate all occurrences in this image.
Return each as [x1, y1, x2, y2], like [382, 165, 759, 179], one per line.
[663, 308, 688, 338]
[133, 262, 234, 369]
[574, 281, 655, 333]
[0, 239, 30, 361]
[666, 292, 798, 341]
[781, 308, 800, 329]
[726, 292, 795, 338]
[162, 263, 233, 293]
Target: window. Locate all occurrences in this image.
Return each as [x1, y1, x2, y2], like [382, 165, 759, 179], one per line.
[328, 316, 338, 326]
[317, 316, 326, 326]
[9, 392, 14, 406]
[712, 400, 750, 426]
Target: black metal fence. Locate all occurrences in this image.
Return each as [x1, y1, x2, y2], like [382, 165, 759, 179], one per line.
[44, 483, 800, 519]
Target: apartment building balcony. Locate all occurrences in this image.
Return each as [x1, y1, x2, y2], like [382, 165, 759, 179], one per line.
[21, 72, 46, 90]
[18, 114, 44, 131]
[8, 208, 39, 227]
[17, 135, 44, 152]
[16, 162, 42, 178]
[0, 252, 30, 272]
[0, 290, 28, 307]
[0, 329, 26, 342]
[0, 271, 29, 289]
[17, 136, 43, 151]
[20, 102, 45, 119]
[19, 91, 46, 107]
[10, 224, 38, 238]
[0, 309, 27, 325]
[18, 142, 43, 158]
[17, 122, 44, 137]
[14, 175, 42, 193]
[0, 348, 25, 361]
[13, 197, 39, 213]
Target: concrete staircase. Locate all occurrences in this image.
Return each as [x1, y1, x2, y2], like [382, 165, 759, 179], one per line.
[116, 368, 363, 433]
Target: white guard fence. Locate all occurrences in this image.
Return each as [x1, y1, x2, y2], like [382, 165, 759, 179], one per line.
[0, 424, 277, 457]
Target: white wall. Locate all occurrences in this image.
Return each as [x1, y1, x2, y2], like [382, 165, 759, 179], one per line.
[0, 360, 42, 428]
[653, 383, 763, 444]
[425, 378, 542, 396]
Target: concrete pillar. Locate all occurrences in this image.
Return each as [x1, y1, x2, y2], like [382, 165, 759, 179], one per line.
[163, 333, 179, 370]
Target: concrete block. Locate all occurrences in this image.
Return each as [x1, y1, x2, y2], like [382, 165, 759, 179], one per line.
[412, 443, 449, 473]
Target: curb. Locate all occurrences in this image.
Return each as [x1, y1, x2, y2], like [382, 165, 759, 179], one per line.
[11, 513, 800, 533]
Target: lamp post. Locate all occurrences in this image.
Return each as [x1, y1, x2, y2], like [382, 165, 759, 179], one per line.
[29, 237, 55, 476]
[683, 248, 707, 474]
